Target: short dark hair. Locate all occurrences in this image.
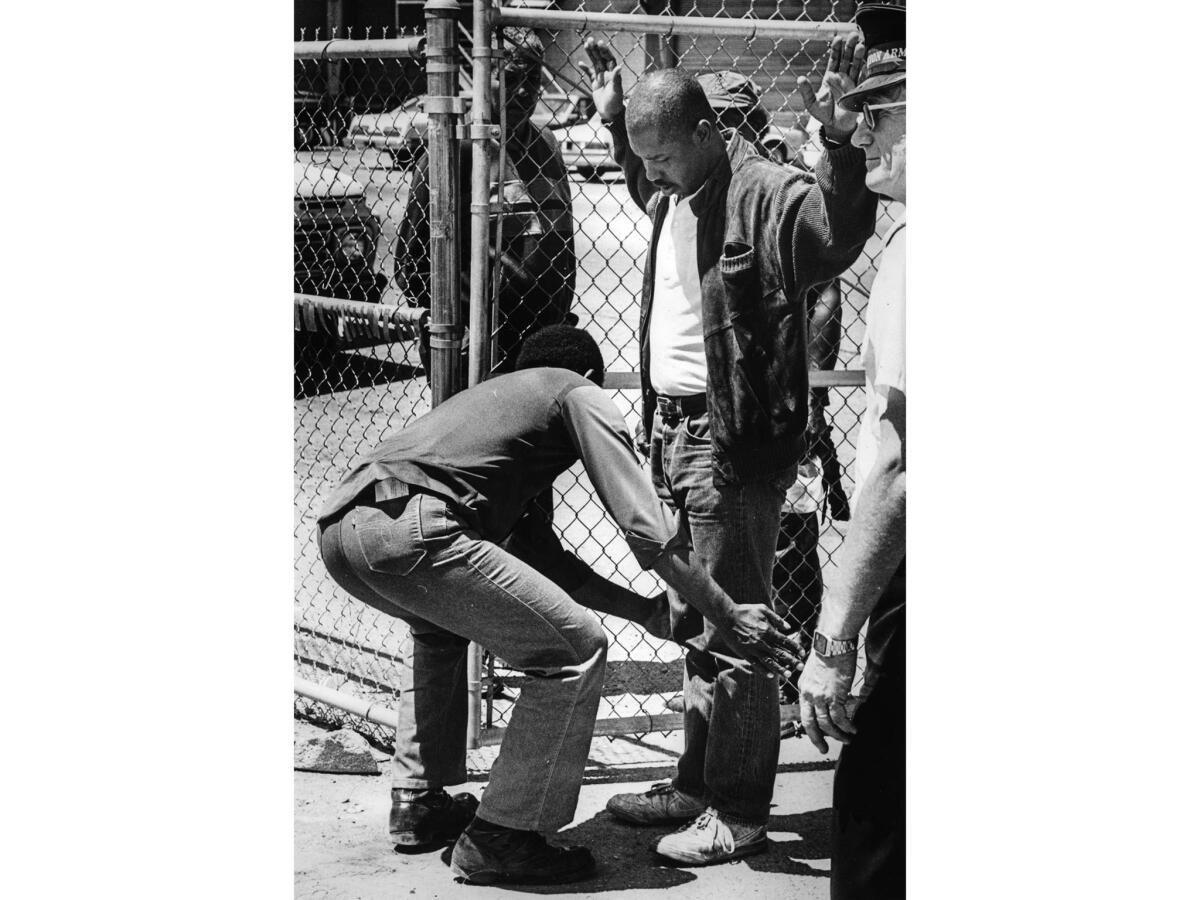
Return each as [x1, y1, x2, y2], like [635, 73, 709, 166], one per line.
[514, 325, 605, 386]
[625, 68, 716, 140]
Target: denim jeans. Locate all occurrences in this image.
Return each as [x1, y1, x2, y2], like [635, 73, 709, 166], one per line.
[318, 493, 607, 832]
[650, 409, 795, 825]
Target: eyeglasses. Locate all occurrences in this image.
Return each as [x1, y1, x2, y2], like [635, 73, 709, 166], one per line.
[861, 100, 906, 130]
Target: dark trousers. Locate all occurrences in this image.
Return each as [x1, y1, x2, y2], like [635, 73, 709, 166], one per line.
[651, 410, 794, 824]
[831, 567, 906, 900]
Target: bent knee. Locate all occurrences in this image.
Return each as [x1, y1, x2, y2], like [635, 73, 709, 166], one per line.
[577, 619, 608, 664]
[523, 618, 607, 672]
[412, 628, 471, 651]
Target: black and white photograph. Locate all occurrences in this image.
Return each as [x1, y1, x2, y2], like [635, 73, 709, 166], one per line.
[294, 2, 904, 895]
[14, 0, 1197, 897]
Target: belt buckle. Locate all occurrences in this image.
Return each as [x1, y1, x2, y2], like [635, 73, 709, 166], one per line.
[657, 395, 682, 424]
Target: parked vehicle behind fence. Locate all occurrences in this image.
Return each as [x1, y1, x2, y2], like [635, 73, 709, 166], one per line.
[293, 157, 382, 298]
[343, 89, 593, 164]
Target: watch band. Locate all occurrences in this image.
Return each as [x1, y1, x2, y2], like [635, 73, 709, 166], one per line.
[813, 631, 857, 657]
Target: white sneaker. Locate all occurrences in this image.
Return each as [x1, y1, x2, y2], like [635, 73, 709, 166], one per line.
[655, 807, 767, 865]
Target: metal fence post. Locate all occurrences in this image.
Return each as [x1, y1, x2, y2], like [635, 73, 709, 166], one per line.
[468, 2, 495, 391]
[464, 0, 498, 751]
[425, 0, 463, 406]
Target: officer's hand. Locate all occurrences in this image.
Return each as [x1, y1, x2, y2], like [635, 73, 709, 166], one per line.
[642, 590, 673, 641]
[796, 34, 866, 142]
[797, 649, 858, 754]
[717, 605, 803, 679]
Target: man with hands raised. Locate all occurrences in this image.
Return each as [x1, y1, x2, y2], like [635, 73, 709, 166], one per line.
[795, 3, 907, 898]
[582, 35, 876, 866]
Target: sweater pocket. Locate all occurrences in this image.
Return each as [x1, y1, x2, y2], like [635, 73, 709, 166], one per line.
[719, 242, 759, 320]
[707, 242, 772, 446]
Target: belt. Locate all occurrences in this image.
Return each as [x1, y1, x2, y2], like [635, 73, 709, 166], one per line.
[351, 478, 426, 519]
[656, 393, 707, 422]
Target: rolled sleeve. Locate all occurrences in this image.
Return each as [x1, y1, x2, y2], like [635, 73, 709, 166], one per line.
[559, 383, 685, 569]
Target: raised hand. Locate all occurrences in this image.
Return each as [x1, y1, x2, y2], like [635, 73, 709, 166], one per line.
[581, 36, 624, 121]
[796, 33, 866, 141]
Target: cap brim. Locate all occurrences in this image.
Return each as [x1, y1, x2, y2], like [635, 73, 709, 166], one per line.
[839, 73, 906, 111]
[708, 96, 757, 111]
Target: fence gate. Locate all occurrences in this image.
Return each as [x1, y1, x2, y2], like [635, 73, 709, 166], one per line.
[294, 0, 900, 757]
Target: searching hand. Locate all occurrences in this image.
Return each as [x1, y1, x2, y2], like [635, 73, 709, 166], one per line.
[796, 34, 866, 142]
[797, 648, 858, 754]
[716, 605, 803, 679]
[581, 37, 624, 120]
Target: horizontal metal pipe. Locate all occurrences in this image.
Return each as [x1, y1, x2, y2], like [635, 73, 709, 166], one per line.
[295, 676, 398, 731]
[295, 655, 399, 698]
[602, 370, 865, 390]
[478, 704, 809, 746]
[294, 294, 416, 321]
[293, 37, 425, 60]
[497, 9, 856, 41]
[295, 679, 809, 745]
[296, 676, 684, 747]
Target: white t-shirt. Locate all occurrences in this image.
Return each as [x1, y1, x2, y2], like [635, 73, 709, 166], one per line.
[648, 194, 707, 397]
[852, 210, 906, 514]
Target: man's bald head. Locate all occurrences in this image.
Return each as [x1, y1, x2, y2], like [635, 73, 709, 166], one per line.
[625, 69, 716, 141]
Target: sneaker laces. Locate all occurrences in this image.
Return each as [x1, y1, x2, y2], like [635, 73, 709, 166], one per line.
[677, 809, 735, 855]
[645, 782, 676, 797]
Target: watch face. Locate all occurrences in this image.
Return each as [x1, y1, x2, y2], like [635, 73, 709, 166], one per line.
[813, 633, 828, 655]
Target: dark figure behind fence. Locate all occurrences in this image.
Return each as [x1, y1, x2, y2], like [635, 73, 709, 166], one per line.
[584, 33, 876, 867]
[395, 27, 577, 381]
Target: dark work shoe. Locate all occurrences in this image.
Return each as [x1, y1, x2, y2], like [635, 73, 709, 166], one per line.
[389, 788, 479, 851]
[606, 781, 706, 825]
[450, 823, 596, 885]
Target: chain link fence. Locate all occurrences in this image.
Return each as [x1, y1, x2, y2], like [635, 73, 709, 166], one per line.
[295, 1, 900, 752]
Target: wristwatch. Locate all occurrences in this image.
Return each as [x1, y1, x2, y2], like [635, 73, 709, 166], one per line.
[812, 631, 858, 658]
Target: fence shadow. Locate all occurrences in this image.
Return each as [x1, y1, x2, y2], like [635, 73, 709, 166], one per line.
[490, 659, 685, 698]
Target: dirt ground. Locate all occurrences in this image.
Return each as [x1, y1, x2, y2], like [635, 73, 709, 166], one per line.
[295, 721, 841, 899]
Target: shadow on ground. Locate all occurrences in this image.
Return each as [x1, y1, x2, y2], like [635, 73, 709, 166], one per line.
[745, 806, 834, 878]
[295, 344, 422, 399]
[436, 811, 699, 894]
[428, 806, 836, 893]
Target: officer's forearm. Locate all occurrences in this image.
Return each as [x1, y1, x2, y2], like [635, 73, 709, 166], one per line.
[650, 549, 737, 627]
[569, 573, 667, 636]
[818, 451, 905, 637]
